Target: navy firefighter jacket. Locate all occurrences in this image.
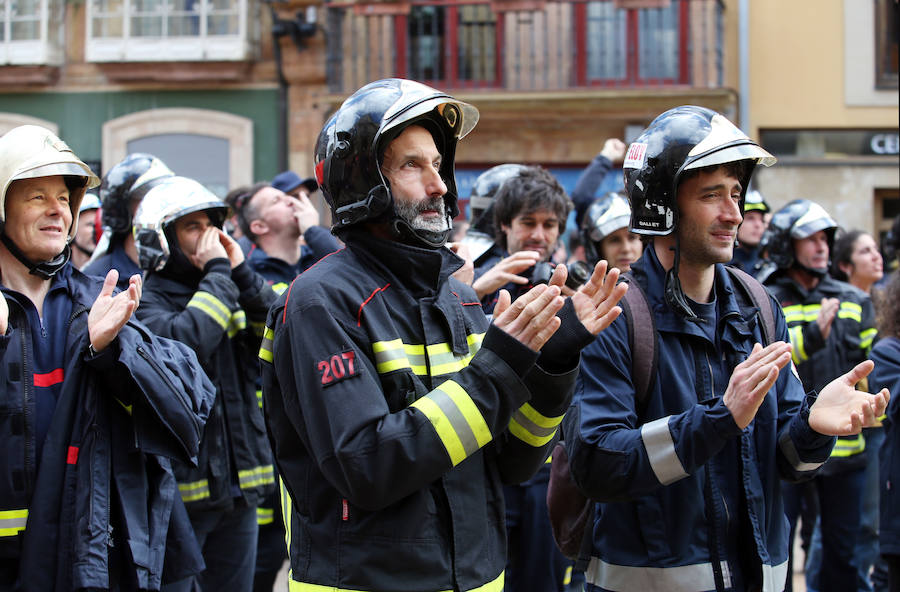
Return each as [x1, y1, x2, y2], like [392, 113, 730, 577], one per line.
[260, 229, 586, 592]
[566, 246, 835, 592]
[872, 336, 900, 557]
[0, 264, 215, 591]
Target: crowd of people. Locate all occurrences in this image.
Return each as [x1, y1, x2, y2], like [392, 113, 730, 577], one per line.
[0, 78, 897, 592]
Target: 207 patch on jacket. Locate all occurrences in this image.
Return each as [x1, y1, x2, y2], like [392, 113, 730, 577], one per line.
[317, 350, 360, 387]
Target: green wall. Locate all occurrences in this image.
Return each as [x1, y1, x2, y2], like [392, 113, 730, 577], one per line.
[0, 88, 279, 180]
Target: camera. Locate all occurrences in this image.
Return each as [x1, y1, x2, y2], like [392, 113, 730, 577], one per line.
[529, 261, 592, 291]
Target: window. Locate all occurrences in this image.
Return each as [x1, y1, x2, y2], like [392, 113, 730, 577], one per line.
[86, 0, 247, 62]
[875, 0, 898, 89]
[0, 0, 60, 64]
[576, 0, 687, 86]
[103, 108, 253, 195]
[399, 3, 498, 88]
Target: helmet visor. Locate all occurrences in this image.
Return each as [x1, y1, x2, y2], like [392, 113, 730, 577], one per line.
[13, 162, 98, 186]
[683, 142, 777, 172]
[382, 93, 479, 141]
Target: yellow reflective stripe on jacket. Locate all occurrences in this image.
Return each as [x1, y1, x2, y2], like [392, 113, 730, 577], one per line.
[289, 570, 504, 592]
[372, 334, 485, 377]
[0, 509, 28, 537]
[251, 320, 266, 337]
[187, 291, 232, 330]
[256, 389, 263, 410]
[257, 507, 274, 525]
[227, 310, 247, 338]
[860, 328, 877, 351]
[372, 339, 426, 374]
[789, 325, 807, 365]
[508, 402, 564, 447]
[280, 476, 293, 550]
[410, 380, 492, 466]
[272, 282, 289, 295]
[782, 304, 817, 324]
[427, 333, 484, 376]
[831, 433, 866, 457]
[178, 479, 211, 503]
[259, 326, 275, 363]
[837, 301, 862, 323]
[239, 465, 275, 490]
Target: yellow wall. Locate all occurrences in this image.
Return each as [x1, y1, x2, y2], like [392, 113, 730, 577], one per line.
[749, 0, 898, 133]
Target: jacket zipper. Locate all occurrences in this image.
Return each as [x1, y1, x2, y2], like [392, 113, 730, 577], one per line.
[19, 305, 35, 495]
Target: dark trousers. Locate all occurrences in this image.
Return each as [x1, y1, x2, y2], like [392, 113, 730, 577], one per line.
[785, 467, 866, 592]
[504, 468, 573, 592]
[162, 502, 258, 592]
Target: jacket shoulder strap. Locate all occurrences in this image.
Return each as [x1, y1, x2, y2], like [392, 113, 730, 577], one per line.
[724, 265, 776, 346]
[619, 273, 658, 409]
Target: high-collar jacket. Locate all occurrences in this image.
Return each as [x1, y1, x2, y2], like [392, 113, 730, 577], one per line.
[1, 265, 214, 591]
[567, 246, 835, 592]
[261, 229, 582, 592]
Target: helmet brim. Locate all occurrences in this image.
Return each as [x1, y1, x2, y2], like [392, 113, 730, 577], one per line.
[683, 142, 776, 172]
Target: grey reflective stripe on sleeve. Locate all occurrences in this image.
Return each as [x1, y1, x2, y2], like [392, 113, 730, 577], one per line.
[761, 560, 789, 592]
[585, 557, 730, 591]
[778, 431, 826, 472]
[641, 416, 687, 485]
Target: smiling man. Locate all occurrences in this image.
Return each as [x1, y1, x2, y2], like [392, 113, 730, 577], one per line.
[259, 78, 628, 592]
[472, 166, 573, 312]
[0, 126, 214, 590]
[565, 106, 890, 592]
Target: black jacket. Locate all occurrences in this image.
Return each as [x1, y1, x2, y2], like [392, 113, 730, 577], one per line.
[261, 230, 585, 591]
[137, 259, 277, 512]
[1, 265, 214, 591]
[767, 273, 877, 471]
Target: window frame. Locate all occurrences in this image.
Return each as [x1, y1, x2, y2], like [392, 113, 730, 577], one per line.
[875, 0, 899, 90]
[574, 0, 690, 87]
[393, 0, 503, 89]
[85, 0, 249, 62]
[0, 0, 56, 65]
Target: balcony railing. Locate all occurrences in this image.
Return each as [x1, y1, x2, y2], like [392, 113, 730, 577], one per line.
[325, 0, 723, 93]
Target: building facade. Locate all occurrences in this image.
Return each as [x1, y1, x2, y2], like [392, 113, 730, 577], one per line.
[748, 0, 899, 241]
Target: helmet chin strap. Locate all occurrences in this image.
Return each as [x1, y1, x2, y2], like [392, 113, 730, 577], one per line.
[792, 261, 828, 279]
[389, 216, 451, 250]
[664, 235, 702, 323]
[0, 234, 71, 280]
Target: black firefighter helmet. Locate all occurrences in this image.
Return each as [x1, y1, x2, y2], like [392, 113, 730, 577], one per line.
[314, 78, 479, 248]
[622, 105, 776, 319]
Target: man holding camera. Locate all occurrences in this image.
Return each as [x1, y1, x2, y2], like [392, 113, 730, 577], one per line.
[469, 165, 579, 590]
[473, 166, 575, 315]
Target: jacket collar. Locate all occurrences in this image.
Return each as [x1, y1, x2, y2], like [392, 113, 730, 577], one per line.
[770, 272, 843, 301]
[345, 229, 464, 298]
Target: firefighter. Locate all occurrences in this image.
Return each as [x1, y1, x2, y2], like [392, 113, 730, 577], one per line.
[132, 177, 277, 591]
[764, 199, 878, 592]
[0, 126, 213, 590]
[260, 78, 628, 591]
[85, 153, 174, 289]
[566, 106, 889, 592]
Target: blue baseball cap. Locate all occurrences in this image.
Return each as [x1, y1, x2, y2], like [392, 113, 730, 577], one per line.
[272, 170, 318, 194]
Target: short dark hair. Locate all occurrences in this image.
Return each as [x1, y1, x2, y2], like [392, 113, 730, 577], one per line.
[491, 166, 572, 250]
[225, 182, 269, 242]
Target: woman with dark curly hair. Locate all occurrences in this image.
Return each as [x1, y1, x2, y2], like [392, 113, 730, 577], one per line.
[872, 272, 900, 590]
[832, 229, 885, 294]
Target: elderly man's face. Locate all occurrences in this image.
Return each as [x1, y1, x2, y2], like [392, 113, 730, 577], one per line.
[380, 125, 449, 234]
[4, 175, 73, 262]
